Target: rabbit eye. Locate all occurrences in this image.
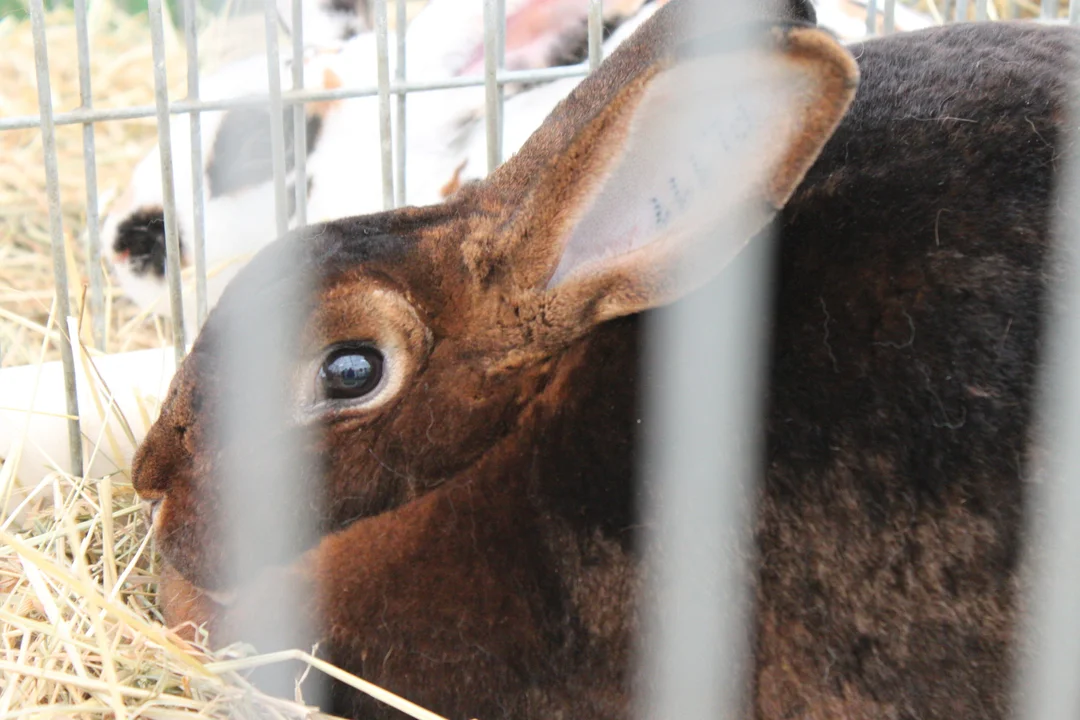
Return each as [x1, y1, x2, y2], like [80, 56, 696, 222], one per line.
[318, 347, 384, 400]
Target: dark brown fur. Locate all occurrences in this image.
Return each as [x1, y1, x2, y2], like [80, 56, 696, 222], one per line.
[132, 6, 1078, 720]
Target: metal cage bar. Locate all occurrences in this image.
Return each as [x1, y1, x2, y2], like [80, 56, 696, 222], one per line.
[147, 0, 188, 364]
[1013, 89, 1080, 720]
[589, 0, 604, 69]
[865, 0, 879, 36]
[0, 64, 593, 132]
[483, 0, 505, 172]
[27, 0, 84, 478]
[263, 0, 291, 237]
[395, 0, 408, 208]
[291, 0, 310, 227]
[375, 0, 395, 210]
[73, 0, 105, 350]
[185, 0, 210, 330]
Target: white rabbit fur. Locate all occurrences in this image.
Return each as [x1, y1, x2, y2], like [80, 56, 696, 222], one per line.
[276, 0, 370, 45]
[450, 0, 663, 192]
[102, 50, 342, 334]
[302, 0, 661, 220]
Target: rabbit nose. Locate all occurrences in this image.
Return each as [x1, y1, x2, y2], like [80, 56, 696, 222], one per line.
[131, 417, 188, 495]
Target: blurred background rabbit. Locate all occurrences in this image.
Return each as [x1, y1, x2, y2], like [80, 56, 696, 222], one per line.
[101, 0, 660, 334]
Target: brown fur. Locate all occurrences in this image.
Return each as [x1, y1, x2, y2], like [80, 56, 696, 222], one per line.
[131, 3, 1077, 719]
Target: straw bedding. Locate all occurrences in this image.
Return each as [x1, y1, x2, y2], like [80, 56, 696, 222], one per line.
[0, 0, 1062, 716]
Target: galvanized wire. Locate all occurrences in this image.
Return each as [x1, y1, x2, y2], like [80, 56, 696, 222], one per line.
[185, 0, 210, 330]
[1013, 63, 1080, 720]
[291, 0, 309, 227]
[73, 0, 105, 350]
[638, 4, 769, 718]
[264, 0, 290, 237]
[147, 0, 188, 363]
[884, 0, 896, 33]
[395, 0, 408, 207]
[483, 0, 505, 172]
[0, 64, 592, 132]
[375, 0, 395, 209]
[589, 0, 604, 69]
[27, 0, 84, 478]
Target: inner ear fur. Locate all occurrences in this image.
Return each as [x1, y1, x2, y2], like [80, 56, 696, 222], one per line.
[546, 25, 859, 331]
[459, 2, 857, 339]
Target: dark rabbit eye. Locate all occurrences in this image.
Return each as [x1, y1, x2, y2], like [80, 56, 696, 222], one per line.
[318, 347, 384, 400]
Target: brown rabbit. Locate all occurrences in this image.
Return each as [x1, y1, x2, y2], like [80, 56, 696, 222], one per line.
[132, 0, 1079, 716]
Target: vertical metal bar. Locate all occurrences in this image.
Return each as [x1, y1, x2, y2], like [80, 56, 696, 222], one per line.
[976, 0, 989, 22]
[588, 0, 603, 70]
[28, 0, 84, 477]
[73, 0, 104, 350]
[956, 0, 970, 21]
[883, 0, 896, 34]
[483, 0, 503, 172]
[496, 0, 505, 154]
[147, 0, 188, 363]
[217, 1, 324, 705]
[375, 0, 394, 210]
[1014, 65, 1080, 720]
[638, 3, 766, 719]
[1042, 0, 1057, 20]
[264, 0, 290, 237]
[184, 0, 210, 330]
[291, 0, 309, 226]
[219, 220, 322, 706]
[1070, 0, 1079, 24]
[394, 0, 407, 208]
[865, 0, 879, 37]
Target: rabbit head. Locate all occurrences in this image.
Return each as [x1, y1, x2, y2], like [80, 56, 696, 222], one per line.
[133, 0, 856, 606]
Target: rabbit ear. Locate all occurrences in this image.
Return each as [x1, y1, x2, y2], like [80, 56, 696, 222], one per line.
[496, 22, 857, 331]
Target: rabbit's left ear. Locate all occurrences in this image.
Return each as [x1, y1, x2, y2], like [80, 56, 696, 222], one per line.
[504, 24, 857, 330]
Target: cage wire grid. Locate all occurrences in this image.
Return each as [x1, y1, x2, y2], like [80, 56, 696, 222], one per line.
[9, 0, 1080, 716]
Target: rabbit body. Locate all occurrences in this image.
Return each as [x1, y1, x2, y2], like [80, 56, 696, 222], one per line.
[132, 4, 1074, 719]
[754, 21, 1065, 716]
